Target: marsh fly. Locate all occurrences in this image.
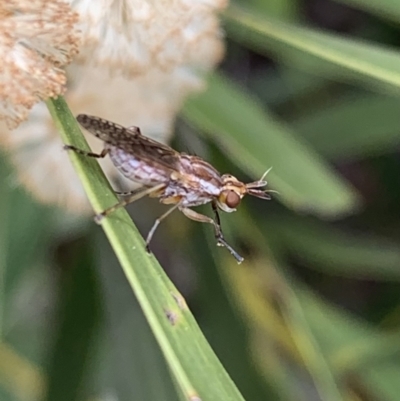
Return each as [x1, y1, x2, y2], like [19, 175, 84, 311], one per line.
[65, 114, 272, 263]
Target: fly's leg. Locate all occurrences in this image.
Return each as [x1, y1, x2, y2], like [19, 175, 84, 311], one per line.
[210, 201, 237, 255]
[64, 145, 109, 159]
[145, 202, 181, 253]
[211, 201, 223, 238]
[65, 145, 166, 222]
[95, 183, 166, 223]
[180, 207, 244, 264]
[211, 201, 238, 255]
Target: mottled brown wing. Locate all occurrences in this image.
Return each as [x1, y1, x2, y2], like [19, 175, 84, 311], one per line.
[76, 114, 180, 170]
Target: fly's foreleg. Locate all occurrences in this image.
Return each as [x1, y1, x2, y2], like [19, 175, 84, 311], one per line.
[211, 201, 224, 241]
[64, 145, 109, 159]
[180, 206, 244, 264]
[210, 202, 240, 260]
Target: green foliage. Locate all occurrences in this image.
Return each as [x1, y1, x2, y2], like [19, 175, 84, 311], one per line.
[183, 72, 359, 216]
[2, 1, 400, 401]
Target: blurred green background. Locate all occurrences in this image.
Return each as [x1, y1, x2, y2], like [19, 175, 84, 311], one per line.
[2, 0, 400, 400]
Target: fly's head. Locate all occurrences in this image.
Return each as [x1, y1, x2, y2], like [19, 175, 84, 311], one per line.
[217, 169, 272, 213]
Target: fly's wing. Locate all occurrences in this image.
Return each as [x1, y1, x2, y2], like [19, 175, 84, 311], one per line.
[77, 114, 180, 171]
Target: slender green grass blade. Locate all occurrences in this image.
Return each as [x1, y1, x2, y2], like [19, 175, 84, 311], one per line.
[360, 361, 400, 401]
[96, 233, 178, 400]
[44, 239, 101, 401]
[210, 232, 344, 401]
[46, 97, 246, 401]
[266, 214, 400, 280]
[292, 94, 400, 160]
[224, 4, 400, 93]
[336, 0, 400, 23]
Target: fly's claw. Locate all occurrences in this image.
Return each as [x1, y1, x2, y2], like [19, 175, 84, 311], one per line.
[94, 213, 105, 224]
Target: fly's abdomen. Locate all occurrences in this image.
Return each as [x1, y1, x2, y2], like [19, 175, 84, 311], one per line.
[108, 146, 170, 185]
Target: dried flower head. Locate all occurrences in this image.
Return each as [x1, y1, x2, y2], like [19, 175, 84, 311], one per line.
[0, 0, 80, 128]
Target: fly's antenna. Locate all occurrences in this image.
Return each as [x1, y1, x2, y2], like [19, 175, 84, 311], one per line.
[245, 166, 273, 190]
[259, 166, 273, 182]
[265, 189, 279, 195]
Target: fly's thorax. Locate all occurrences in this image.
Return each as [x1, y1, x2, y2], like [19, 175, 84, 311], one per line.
[217, 174, 247, 213]
[178, 155, 223, 196]
[160, 177, 214, 208]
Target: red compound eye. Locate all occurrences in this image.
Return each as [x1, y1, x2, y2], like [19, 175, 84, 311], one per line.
[225, 190, 241, 208]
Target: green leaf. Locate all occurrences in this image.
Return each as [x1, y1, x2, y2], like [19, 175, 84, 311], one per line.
[217, 210, 400, 400]
[296, 288, 400, 374]
[335, 0, 400, 23]
[291, 93, 400, 160]
[224, 4, 400, 93]
[46, 97, 246, 401]
[0, 155, 52, 332]
[44, 239, 101, 401]
[235, 0, 298, 19]
[267, 214, 400, 280]
[187, 226, 279, 401]
[360, 361, 400, 401]
[211, 244, 345, 401]
[95, 234, 178, 401]
[183, 72, 359, 217]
